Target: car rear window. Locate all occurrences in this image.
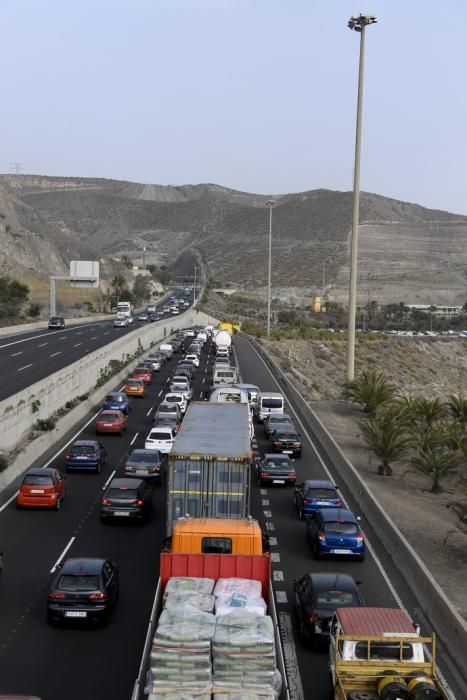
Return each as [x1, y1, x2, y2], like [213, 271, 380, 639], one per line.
[107, 487, 139, 499]
[150, 431, 172, 440]
[315, 590, 357, 607]
[107, 394, 124, 402]
[127, 380, 141, 386]
[135, 367, 148, 373]
[69, 446, 95, 456]
[265, 457, 291, 467]
[262, 398, 283, 409]
[100, 413, 119, 421]
[158, 405, 174, 413]
[276, 432, 298, 440]
[165, 395, 181, 403]
[202, 537, 232, 554]
[129, 452, 158, 463]
[307, 488, 337, 499]
[23, 475, 53, 485]
[323, 521, 358, 535]
[58, 575, 100, 591]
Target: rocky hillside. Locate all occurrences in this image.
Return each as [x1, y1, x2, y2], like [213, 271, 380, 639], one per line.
[1, 174, 466, 305]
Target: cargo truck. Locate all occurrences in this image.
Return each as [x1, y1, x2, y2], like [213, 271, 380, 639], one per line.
[329, 607, 449, 700]
[166, 402, 252, 535]
[130, 552, 287, 700]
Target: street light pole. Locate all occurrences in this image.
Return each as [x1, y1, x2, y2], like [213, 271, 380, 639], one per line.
[266, 199, 276, 338]
[346, 13, 377, 381]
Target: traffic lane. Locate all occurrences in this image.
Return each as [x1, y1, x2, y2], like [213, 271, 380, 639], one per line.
[0, 354, 176, 698]
[236, 334, 463, 698]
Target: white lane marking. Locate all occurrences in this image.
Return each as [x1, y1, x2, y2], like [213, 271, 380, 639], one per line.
[38, 342, 48, 347]
[90, 336, 98, 340]
[17, 363, 33, 371]
[146, 405, 155, 416]
[49, 351, 62, 358]
[50, 536, 76, 573]
[0, 406, 102, 513]
[130, 432, 139, 446]
[273, 570, 284, 581]
[276, 591, 288, 604]
[264, 510, 272, 518]
[75, 331, 82, 335]
[199, 391, 203, 398]
[73, 343, 82, 348]
[260, 489, 267, 495]
[265, 521, 275, 531]
[271, 552, 281, 563]
[0, 320, 110, 350]
[247, 338, 404, 608]
[261, 499, 270, 506]
[269, 537, 278, 546]
[11, 351, 23, 356]
[103, 332, 110, 335]
[102, 470, 116, 490]
[157, 390, 162, 397]
[59, 336, 67, 340]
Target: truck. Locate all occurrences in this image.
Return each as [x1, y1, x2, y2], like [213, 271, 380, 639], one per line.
[213, 330, 232, 353]
[165, 516, 270, 556]
[166, 402, 252, 535]
[131, 551, 287, 700]
[219, 321, 234, 336]
[329, 606, 449, 700]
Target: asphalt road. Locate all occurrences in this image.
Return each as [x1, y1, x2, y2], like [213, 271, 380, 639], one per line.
[0, 290, 192, 400]
[0, 330, 464, 699]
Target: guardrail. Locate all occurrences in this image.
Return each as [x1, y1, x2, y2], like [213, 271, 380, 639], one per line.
[247, 335, 467, 682]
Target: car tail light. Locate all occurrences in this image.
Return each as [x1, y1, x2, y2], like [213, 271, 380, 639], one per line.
[102, 498, 112, 505]
[260, 471, 269, 478]
[308, 613, 318, 624]
[66, 455, 71, 460]
[49, 591, 66, 599]
[273, 440, 281, 447]
[91, 453, 98, 459]
[356, 533, 364, 543]
[334, 499, 342, 506]
[318, 531, 326, 542]
[289, 472, 296, 478]
[89, 592, 107, 600]
[293, 442, 301, 447]
[303, 499, 311, 505]
[132, 499, 144, 506]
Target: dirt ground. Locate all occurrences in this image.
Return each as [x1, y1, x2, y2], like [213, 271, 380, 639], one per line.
[262, 336, 467, 619]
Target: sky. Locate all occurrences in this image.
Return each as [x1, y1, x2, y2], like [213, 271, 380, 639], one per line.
[1, 0, 467, 214]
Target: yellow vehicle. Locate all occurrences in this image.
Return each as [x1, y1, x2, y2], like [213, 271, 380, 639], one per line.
[329, 607, 449, 700]
[219, 321, 234, 336]
[167, 516, 269, 556]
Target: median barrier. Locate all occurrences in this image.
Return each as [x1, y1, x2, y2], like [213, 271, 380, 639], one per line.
[0, 313, 115, 338]
[248, 336, 467, 679]
[0, 309, 218, 490]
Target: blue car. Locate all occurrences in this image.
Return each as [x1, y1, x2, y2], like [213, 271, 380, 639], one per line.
[306, 508, 365, 561]
[103, 392, 131, 415]
[294, 480, 342, 520]
[65, 440, 107, 473]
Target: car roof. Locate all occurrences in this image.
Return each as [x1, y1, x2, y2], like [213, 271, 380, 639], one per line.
[60, 558, 106, 575]
[108, 477, 143, 488]
[263, 453, 290, 460]
[26, 467, 56, 476]
[267, 413, 292, 421]
[319, 508, 355, 522]
[128, 449, 160, 459]
[72, 440, 99, 447]
[304, 480, 336, 489]
[100, 409, 122, 415]
[307, 572, 358, 591]
[106, 392, 126, 398]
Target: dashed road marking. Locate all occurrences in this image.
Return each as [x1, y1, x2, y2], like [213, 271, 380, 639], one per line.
[276, 591, 288, 604]
[50, 537, 76, 573]
[269, 537, 278, 546]
[130, 432, 139, 446]
[17, 363, 33, 371]
[11, 351, 23, 356]
[271, 552, 281, 563]
[102, 470, 116, 490]
[261, 499, 270, 506]
[273, 570, 284, 582]
[263, 510, 272, 518]
[260, 489, 267, 495]
[73, 343, 82, 347]
[49, 351, 62, 358]
[265, 521, 275, 531]
[90, 336, 98, 340]
[38, 343, 48, 347]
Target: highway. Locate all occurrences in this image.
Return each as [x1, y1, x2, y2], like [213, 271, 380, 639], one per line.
[0, 291, 192, 400]
[0, 330, 464, 699]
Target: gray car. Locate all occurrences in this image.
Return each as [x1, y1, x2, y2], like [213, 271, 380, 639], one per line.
[255, 453, 296, 486]
[156, 401, 182, 422]
[124, 449, 164, 482]
[264, 413, 295, 438]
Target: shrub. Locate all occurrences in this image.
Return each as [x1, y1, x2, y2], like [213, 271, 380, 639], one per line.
[343, 369, 396, 414]
[35, 417, 56, 431]
[0, 454, 8, 472]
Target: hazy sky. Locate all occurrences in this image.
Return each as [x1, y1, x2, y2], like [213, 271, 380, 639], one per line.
[1, 0, 467, 214]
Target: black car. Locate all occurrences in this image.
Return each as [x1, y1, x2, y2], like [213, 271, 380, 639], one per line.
[48, 316, 65, 330]
[293, 572, 363, 647]
[47, 557, 119, 626]
[101, 477, 152, 522]
[270, 428, 302, 458]
[124, 449, 164, 482]
[263, 413, 294, 438]
[175, 365, 195, 380]
[255, 453, 296, 486]
[65, 440, 107, 473]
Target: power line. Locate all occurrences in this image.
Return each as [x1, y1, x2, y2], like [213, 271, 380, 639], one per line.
[10, 162, 24, 174]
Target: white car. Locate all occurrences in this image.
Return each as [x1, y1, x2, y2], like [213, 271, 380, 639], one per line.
[184, 354, 200, 368]
[144, 427, 176, 454]
[169, 379, 193, 401]
[145, 356, 161, 371]
[164, 392, 188, 414]
[113, 316, 129, 328]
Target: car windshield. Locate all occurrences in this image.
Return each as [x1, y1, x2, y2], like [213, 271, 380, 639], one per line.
[265, 457, 291, 467]
[100, 413, 119, 422]
[107, 487, 138, 499]
[128, 452, 158, 464]
[69, 446, 95, 456]
[150, 432, 171, 440]
[323, 521, 358, 535]
[307, 488, 337, 499]
[262, 398, 283, 409]
[58, 575, 100, 591]
[23, 475, 53, 485]
[315, 590, 358, 607]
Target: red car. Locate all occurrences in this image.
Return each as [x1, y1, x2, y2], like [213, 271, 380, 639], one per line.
[132, 366, 153, 384]
[17, 467, 66, 510]
[96, 410, 128, 435]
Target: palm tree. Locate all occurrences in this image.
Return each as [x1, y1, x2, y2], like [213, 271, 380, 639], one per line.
[358, 407, 413, 476]
[399, 396, 445, 431]
[447, 394, 467, 425]
[343, 370, 396, 415]
[112, 275, 126, 302]
[412, 448, 461, 494]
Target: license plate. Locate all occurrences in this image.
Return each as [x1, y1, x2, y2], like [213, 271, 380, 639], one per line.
[76, 456, 87, 460]
[104, 423, 113, 427]
[114, 511, 130, 517]
[273, 479, 285, 484]
[136, 470, 148, 476]
[283, 450, 293, 454]
[65, 611, 87, 618]
[332, 549, 351, 554]
[30, 489, 44, 494]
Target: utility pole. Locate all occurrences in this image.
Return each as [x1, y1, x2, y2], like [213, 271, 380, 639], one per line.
[346, 13, 377, 381]
[266, 200, 276, 338]
[322, 261, 326, 292]
[10, 162, 23, 174]
[193, 265, 197, 304]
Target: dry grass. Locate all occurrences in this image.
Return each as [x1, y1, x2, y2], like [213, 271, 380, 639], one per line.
[20, 274, 103, 308]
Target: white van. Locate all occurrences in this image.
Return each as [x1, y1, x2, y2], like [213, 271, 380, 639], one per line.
[209, 386, 249, 404]
[213, 366, 239, 385]
[254, 392, 285, 422]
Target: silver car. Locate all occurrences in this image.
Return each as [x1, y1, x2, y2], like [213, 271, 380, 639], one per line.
[169, 379, 193, 400]
[155, 401, 182, 422]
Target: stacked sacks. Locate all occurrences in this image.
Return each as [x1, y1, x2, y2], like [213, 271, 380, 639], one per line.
[148, 577, 216, 698]
[213, 577, 267, 617]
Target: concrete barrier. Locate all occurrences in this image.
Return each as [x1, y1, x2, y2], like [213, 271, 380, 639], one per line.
[249, 337, 467, 678]
[0, 309, 218, 454]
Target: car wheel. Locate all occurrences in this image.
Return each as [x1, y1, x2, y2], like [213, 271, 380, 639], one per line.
[47, 611, 55, 626]
[298, 620, 308, 646]
[96, 462, 101, 474]
[357, 553, 365, 562]
[55, 498, 61, 511]
[299, 506, 304, 521]
[312, 541, 321, 560]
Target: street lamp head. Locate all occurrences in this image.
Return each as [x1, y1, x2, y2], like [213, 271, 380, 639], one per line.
[266, 199, 277, 207]
[348, 14, 377, 31]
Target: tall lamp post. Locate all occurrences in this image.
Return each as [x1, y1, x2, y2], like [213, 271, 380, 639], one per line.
[266, 199, 276, 337]
[346, 13, 377, 381]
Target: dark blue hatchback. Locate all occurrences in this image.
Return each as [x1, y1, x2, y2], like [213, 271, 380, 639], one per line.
[306, 508, 365, 561]
[294, 480, 342, 520]
[65, 440, 107, 473]
[103, 392, 131, 415]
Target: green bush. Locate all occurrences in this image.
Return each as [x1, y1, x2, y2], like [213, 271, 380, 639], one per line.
[0, 454, 8, 472]
[35, 417, 56, 431]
